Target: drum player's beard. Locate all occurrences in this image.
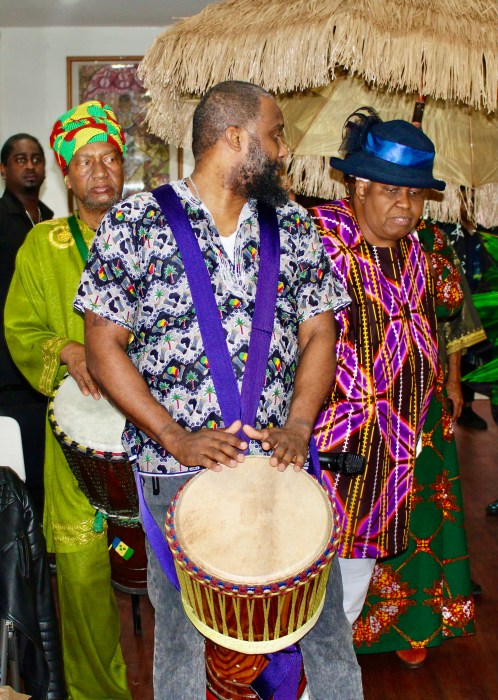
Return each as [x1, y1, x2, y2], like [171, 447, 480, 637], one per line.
[228, 136, 289, 208]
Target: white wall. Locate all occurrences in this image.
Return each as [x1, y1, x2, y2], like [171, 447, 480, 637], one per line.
[0, 26, 183, 217]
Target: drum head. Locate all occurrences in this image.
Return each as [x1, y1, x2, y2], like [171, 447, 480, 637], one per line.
[173, 456, 334, 585]
[51, 375, 126, 454]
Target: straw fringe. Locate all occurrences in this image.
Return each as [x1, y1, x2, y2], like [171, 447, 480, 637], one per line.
[288, 155, 344, 202]
[288, 155, 498, 225]
[424, 183, 498, 228]
[473, 183, 498, 229]
[138, 0, 498, 226]
[139, 0, 498, 113]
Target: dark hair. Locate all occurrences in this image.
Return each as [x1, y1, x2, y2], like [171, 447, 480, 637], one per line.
[192, 81, 271, 160]
[1, 133, 45, 165]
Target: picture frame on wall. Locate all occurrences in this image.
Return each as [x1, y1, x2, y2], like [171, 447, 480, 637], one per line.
[66, 56, 182, 210]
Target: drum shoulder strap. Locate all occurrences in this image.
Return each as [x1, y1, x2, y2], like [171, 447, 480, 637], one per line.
[152, 184, 280, 435]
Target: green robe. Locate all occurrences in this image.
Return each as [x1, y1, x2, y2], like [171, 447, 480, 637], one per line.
[4, 215, 131, 700]
[5, 215, 99, 553]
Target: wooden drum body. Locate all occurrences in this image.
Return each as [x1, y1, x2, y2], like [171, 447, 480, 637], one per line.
[165, 456, 340, 698]
[205, 639, 308, 699]
[48, 375, 147, 594]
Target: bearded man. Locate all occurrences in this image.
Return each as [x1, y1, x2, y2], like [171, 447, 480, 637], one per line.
[75, 81, 363, 699]
[5, 101, 131, 700]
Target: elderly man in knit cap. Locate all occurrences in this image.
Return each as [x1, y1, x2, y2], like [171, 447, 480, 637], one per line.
[5, 101, 131, 700]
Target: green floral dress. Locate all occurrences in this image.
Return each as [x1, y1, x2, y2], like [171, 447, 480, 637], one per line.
[354, 221, 482, 653]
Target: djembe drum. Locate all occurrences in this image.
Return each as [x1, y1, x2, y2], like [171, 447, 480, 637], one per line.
[165, 455, 340, 699]
[48, 375, 147, 598]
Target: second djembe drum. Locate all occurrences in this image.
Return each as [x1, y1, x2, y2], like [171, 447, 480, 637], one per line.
[48, 375, 147, 595]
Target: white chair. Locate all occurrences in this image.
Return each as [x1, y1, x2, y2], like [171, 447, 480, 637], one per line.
[0, 416, 26, 481]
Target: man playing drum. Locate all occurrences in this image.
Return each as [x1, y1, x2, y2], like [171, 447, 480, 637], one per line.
[75, 81, 363, 699]
[5, 102, 132, 700]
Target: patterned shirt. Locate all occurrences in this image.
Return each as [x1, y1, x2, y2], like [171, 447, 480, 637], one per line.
[75, 181, 350, 475]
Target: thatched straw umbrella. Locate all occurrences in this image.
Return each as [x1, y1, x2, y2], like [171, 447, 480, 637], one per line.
[140, 0, 497, 122]
[138, 0, 498, 222]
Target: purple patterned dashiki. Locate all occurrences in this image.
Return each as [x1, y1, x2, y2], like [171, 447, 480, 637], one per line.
[309, 200, 438, 559]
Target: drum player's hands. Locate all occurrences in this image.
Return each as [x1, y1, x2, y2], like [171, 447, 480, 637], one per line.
[165, 419, 247, 472]
[59, 341, 101, 400]
[243, 421, 310, 472]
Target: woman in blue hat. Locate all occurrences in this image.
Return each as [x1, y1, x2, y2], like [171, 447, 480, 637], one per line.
[308, 109, 442, 626]
[309, 109, 476, 668]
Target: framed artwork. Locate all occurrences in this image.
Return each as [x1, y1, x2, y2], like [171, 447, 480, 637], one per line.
[66, 56, 181, 208]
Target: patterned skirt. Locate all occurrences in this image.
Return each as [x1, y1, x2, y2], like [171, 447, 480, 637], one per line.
[353, 390, 475, 652]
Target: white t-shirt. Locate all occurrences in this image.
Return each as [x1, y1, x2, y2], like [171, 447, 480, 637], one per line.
[219, 231, 237, 263]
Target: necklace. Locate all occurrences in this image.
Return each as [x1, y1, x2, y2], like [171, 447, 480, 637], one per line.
[187, 175, 201, 201]
[25, 206, 41, 227]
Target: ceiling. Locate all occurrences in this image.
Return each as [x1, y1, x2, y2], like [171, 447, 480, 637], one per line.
[0, 0, 212, 27]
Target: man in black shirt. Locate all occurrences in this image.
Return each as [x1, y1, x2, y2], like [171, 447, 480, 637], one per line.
[0, 133, 53, 517]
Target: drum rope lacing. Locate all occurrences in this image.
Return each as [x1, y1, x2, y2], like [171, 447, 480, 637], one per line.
[48, 378, 140, 534]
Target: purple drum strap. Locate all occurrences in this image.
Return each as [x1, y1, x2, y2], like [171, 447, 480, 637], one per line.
[308, 434, 321, 480]
[152, 184, 280, 441]
[134, 470, 180, 591]
[251, 644, 302, 700]
[238, 201, 280, 431]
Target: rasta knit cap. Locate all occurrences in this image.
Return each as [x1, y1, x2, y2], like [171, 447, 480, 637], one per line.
[50, 100, 126, 172]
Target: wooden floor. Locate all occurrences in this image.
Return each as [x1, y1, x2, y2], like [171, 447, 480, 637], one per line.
[116, 398, 498, 700]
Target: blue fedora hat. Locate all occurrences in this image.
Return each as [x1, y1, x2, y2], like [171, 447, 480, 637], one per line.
[330, 119, 446, 191]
